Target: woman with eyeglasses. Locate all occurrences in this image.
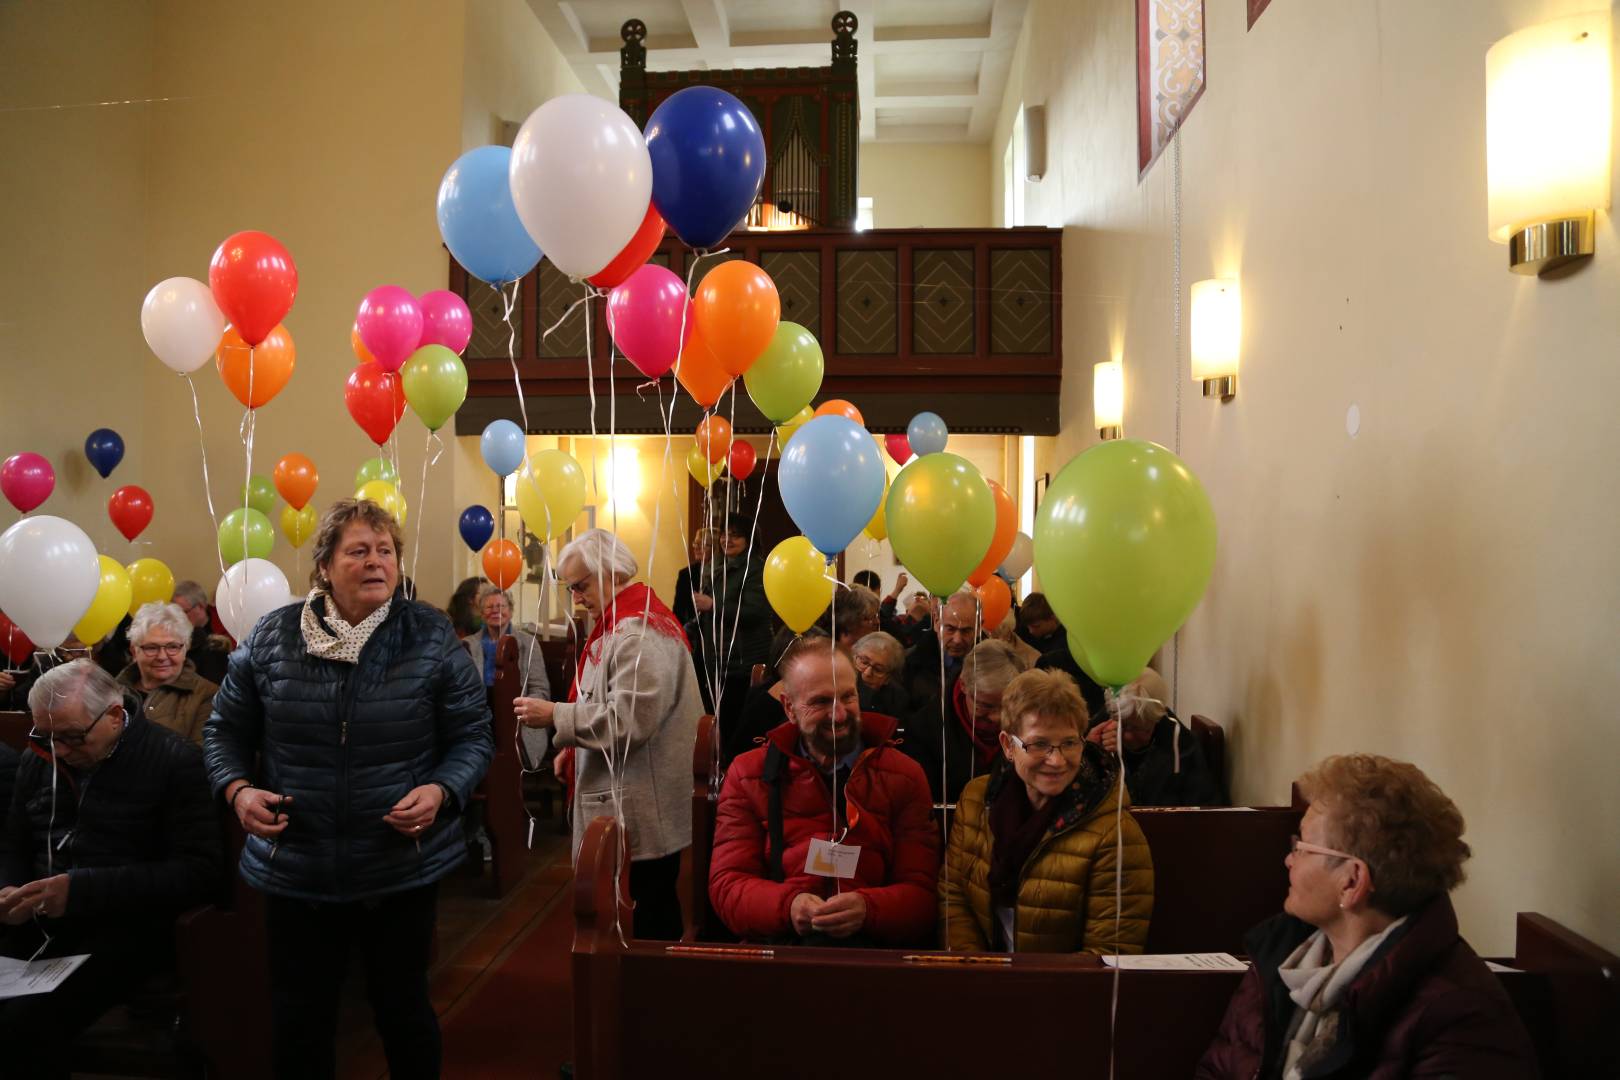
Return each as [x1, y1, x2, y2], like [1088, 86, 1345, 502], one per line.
[940, 667, 1154, 953]
[1198, 754, 1536, 1079]
[115, 602, 218, 744]
[851, 629, 910, 716]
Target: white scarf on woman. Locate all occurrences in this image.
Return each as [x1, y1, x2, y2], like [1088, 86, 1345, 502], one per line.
[1277, 916, 1407, 1079]
[300, 590, 391, 663]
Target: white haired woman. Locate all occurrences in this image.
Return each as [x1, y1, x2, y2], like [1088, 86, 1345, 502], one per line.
[513, 528, 703, 940]
[118, 601, 219, 744]
[852, 630, 910, 716]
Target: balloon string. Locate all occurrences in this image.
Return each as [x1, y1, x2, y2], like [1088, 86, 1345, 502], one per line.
[185, 373, 227, 578]
[1107, 689, 1126, 1080]
[502, 278, 530, 434]
[408, 430, 440, 600]
[938, 617, 950, 946]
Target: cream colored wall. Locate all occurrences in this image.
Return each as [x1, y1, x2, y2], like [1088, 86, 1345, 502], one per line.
[860, 142, 992, 228]
[991, 0, 1620, 954]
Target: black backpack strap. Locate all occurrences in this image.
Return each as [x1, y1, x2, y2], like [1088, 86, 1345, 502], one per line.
[762, 742, 789, 883]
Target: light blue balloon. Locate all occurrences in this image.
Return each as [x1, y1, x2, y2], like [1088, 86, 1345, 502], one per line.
[437, 146, 543, 284]
[907, 411, 949, 456]
[481, 419, 526, 477]
[778, 416, 885, 558]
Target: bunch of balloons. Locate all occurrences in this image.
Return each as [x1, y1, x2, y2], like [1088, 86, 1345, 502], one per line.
[348, 286, 472, 442]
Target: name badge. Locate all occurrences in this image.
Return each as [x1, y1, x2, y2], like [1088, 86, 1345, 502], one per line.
[805, 837, 861, 879]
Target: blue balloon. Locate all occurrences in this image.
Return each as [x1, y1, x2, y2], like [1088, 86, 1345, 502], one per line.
[907, 412, 949, 456]
[645, 87, 767, 250]
[84, 428, 124, 479]
[437, 146, 543, 284]
[778, 416, 885, 558]
[459, 505, 494, 552]
[480, 419, 526, 477]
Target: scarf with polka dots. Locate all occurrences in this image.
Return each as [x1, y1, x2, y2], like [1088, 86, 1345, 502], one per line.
[300, 590, 391, 664]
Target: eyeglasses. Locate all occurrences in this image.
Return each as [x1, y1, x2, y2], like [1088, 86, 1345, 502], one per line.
[1289, 835, 1361, 863]
[137, 642, 186, 658]
[853, 656, 890, 677]
[563, 576, 591, 596]
[29, 704, 117, 749]
[1007, 733, 1084, 761]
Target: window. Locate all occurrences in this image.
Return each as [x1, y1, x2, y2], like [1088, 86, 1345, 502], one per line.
[1137, 0, 1206, 175]
[1003, 107, 1027, 226]
[855, 195, 874, 231]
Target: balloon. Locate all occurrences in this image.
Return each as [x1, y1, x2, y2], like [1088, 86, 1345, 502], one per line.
[693, 261, 780, 376]
[864, 471, 891, 541]
[73, 556, 133, 645]
[436, 145, 543, 285]
[778, 416, 885, 558]
[686, 445, 726, 489]
[0, 517, 98, 647]
[241, 474, 277, 517]
[141, 276, 226, 374]
[998, 531, 1034, 581]
[401, 345, 468, 431]
[763, 536, 834, 633]
[480, 419, 526, 477]
[646, 86, 767, 250]
[1034, 439, 1217, 688]
[1, 453, 54, 513]
[84, 429, 124, 479]
[966, 480, 1018, 588]
[814, 399, 864, 426]
[509, 94, 652, 279]
[588, 201, 666, 290]
[280, 504, 317, 548]
[606, 264, 692, 379]
[216, 323, 296, 408]
[886, 453, 995, 597]
[776, 406, 814, 450]
[514, 450, 586, 540]
[728, 440, 757, 482]
[345, 363, 406, 445]
[674, 322, 733, 409]
[482, 539, 522, 589]
[107, 485, 154, 541]
[459, 506, 494, 552]
[354, 480, 407, 525]
[350, 323, 378, 366]
[419, 290, 473, 355]
[219, 508, 274, 565]
[355, 286, 423, 374]
[208, 230, 297, 347]
[695, 415, 732, 463]
[216, 558, 293, 641]
[908, 411, 949, 456]
[355, 457, 400, 488]
[885, 433, 913, 465]
[273, 453, 318, 510]
[126, 557, 175, 616]
[976, 576, 1013, 633]
[0, 611, 35, 666]
[744, 322, 823, 423]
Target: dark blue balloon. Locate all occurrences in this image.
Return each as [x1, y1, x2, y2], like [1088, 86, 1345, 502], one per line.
[459, 505, 494, 552]
[84, 428, 124, 479]
[645, 86, 767, 250]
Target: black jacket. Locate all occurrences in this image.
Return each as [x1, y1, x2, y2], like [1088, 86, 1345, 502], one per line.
[1034, 643, 1108, 719]
[1122, 711, 1225, 807]
[204, 593, 494, 904]
[686, 552, 771, 677]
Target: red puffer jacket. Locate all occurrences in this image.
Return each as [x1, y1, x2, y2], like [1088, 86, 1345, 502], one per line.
[709, 713, 940, 944]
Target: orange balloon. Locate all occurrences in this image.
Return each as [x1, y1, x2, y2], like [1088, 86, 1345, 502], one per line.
[482, 539, 522, 589]
[976, 575, 1012, 631]
[695, 415, 732, 463]
[814, 399, 865, 426]
[674, 322, 734, 409]
[216, 323, 295, 408]
[273, 452, 319, 510]
[966, 479, 1018, 587]
[693, 261, 780, 377]
[350, 323, 377, 366]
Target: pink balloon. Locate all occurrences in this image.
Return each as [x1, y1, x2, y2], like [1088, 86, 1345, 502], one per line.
[355, 286, 424, 373]
[419, 289, 473, 355]
[606, 264, 694, 379]
[0, 453, 54, 513]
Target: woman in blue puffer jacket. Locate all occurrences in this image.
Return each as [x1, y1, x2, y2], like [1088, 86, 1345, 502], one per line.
[205, 498, 493, 1080]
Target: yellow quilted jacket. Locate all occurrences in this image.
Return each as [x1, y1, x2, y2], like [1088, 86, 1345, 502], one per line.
[940, 752, 1154, 954]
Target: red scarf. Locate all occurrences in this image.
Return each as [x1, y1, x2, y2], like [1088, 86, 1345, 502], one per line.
[569, 581, 690, 702]
[954, 676, 1001, 770]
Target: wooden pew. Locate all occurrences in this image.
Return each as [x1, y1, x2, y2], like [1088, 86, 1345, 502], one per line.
[1188, 711, 1227, 796]
[481, 634, 532, 897]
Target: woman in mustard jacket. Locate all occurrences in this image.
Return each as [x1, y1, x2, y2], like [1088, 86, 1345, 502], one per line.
[940, 668, 1154, 953]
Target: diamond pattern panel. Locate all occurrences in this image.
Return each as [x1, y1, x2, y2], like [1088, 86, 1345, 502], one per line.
[836, 250, 897, 355]
[688, 251, 745, 295]
[761, 251, 820, 339]
[538, 262, 590, 359]
[467, 278, 522, 362]
[913, 249, 974, 355]
[989, 250, 1052, 354]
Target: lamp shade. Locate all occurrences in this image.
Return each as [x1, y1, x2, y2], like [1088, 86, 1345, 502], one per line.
[1190, 279, 1240, 383]
[1093, 360, 1124, 432]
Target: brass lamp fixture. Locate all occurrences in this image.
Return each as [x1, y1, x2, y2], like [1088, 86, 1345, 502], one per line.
[1093, 360, 1124, 440]
[1190, 279, 1240, 400]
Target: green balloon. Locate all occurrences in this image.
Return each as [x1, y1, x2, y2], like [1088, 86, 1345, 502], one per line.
[1033, 439, 1216, 688]
[355, 456, 399, 489]
[744, 322, 824, 424]
[885, 453, 995, 597]
[218, 507, 274, 566]
[401, 344, 468, 432]
[241, 474, 277, 517]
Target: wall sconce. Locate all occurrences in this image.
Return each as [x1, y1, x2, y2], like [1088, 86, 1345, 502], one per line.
[1093, 359, 1124, 439]
[1190, 278, 1240, 400]
[1486, 11, 1611, 276]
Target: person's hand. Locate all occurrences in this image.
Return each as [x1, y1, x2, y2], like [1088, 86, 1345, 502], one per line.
[0, 671, 15, 692]
[693, 592, 715, 613]
[790, 893, 823, 936]
[234, 787, 293, 839]
[1087, 718, 1119, 754]
[0, 886, 23, 926]
[0, 875, 69, 923]
[811, 891, 867, 937]
[384, 784, 445, 837]
[515, 696, 555, 728]
[885, 573, 908, 602]
[554, 747, 575, 788]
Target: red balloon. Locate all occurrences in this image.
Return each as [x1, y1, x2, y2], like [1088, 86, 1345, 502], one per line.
[0, 610, 34, 666]
[588, 202, 667, 290]
[728, 440, 757, 481]
[208, 230, 298, 347]
[108, 485, 155, 541]
[344, 362, 406, 446]
[885, 433, 913, 465]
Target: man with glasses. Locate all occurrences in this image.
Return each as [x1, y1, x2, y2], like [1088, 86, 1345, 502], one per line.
[0, 659, 220, 1074]
[171, 580, 232, 684]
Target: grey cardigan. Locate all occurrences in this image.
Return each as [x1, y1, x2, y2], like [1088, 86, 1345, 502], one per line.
[461, 628, 552, 700]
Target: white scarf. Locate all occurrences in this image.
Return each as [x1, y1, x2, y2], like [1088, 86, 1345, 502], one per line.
[300, 590, 391, 663]
[1277, 917, 1407, 1080]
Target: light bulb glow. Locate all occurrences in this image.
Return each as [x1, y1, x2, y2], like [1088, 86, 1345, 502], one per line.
[1190, 279, 1240, 382]
[1093, 360, 1124, 430]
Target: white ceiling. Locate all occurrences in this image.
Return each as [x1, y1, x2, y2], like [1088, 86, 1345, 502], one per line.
[524, 0, 1028, 142]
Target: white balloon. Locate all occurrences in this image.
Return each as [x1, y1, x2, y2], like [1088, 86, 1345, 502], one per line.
[0, 516, 100, 648]
[998, 531, 1035, 581]
[141, 276, 226, 374]
[216, 558, 293, 642]
[508, 94, 652, 280]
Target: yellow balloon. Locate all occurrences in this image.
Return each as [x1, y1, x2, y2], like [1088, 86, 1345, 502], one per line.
[774, 406, 815, 455]
[514, 449, 587, 540]
[355, 479, 406, 525]
[126, 558, 175, 617]
[686, 444, 726, 489]
[863, 470, 892, 541]
[764, 536, 834, 633]
[281, 504, 318, 548]
[75, 556, 132, 644]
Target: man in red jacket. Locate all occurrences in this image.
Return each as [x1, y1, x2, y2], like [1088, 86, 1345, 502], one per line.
[709, 638, 939, 946]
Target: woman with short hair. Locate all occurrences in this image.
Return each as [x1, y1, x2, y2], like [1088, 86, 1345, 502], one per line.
[117, 602, 218, 744]
[851, 630, 909, 715]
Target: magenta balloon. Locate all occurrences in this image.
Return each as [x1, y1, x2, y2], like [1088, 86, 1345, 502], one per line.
[418, 289, 473, 355]
[0, 453, 55, 513]
[606, 264, 694, 379]
[355, 285, 424, 373]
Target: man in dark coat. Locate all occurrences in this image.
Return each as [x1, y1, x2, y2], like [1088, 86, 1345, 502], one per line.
[901, 592, 982, 707]
[1087, 668, 1224, 806]
[686, 515, 772, 749]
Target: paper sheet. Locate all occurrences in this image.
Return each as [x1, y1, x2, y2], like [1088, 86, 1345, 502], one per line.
[0, 954, 90, 1000]
[1100, 952, 1249, 971]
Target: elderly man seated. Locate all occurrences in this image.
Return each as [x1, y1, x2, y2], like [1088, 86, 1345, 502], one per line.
[171, 579, 232, 684]
[709, 638, 939, 946]
[1086, 668, 1224, 807]
[901, 591, 983, 706]
[0, 660, 220, 1076]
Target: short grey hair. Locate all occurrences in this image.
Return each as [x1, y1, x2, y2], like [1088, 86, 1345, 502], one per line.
[961, 639, 1029, 697]
[172, 580, 209, 607]
[28, 659, 123, 720]
[853, 630, 903, 671]
[129, 602, 192, 647]
[557, 528, 637, 582]
[481, 588, 512, 609]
